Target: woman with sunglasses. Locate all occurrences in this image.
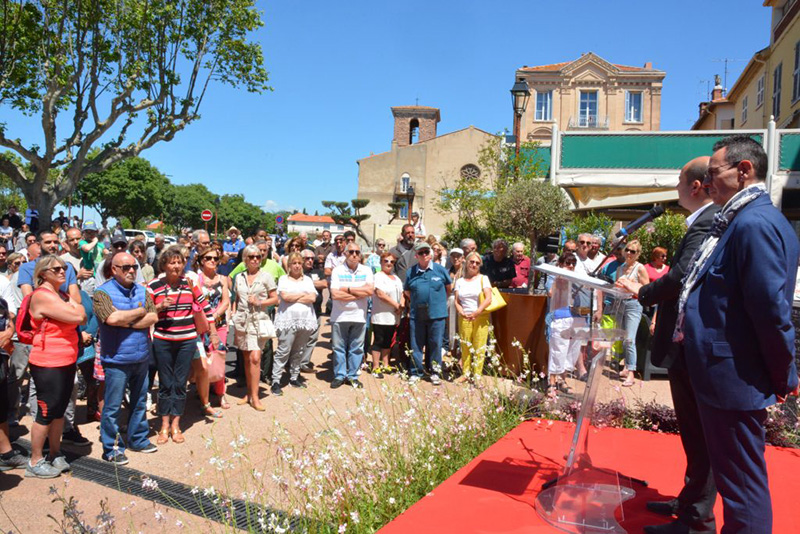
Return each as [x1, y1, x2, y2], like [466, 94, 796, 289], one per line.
[546, 252, 582, 395]
[128, 240, 154, 283]
[271, 252, 317, 394]
[231, 244, 278, 410]
[280, 238, 304, 272]
[192, 245, 231, 414]
[453, 252, 492, 383]
[370, 252, 404, 378]
[5, 252, 23, 278]
[148, 246, 220, 443]
[25, 256, 87, 478]
[615, 239, 650, 387]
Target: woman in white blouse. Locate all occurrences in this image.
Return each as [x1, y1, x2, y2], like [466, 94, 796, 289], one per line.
[453, 252, 492, 382]
[272, 252, 318, 395]
[370, 252, 404, 378]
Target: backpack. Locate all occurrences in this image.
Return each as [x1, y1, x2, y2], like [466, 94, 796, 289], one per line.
[15, 288, 46, 345]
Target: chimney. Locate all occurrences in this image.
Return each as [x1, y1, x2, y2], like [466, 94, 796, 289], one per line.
[712, 74, 724, 101]
[643, 61, 652, 70]
[699, 102, 708, 118]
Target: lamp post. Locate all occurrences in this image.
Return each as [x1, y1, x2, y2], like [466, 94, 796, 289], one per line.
[214, 196, 221, 239]
[406, 185, 415, 223]
[510, 78, 531, 157]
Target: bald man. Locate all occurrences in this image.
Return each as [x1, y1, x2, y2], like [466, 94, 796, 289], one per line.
[93, 252, 159, 465]
[616, 156, 719, 534]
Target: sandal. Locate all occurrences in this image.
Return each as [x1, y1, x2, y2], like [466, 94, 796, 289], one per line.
[556, 381, 573, 395]
[170, 428, 185, 444]
[202, 402, 223, 419]
[156, 429, 169, 445]
[621, 375, 636, 387]
[220, 396, 231, 410]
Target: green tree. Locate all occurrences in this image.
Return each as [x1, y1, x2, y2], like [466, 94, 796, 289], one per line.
[163, 183, 216, 231]
[492, 179, 572, 293]
[0, 0, 270, 227]
[322, 199, 372, 246]
[217, 194, 265, 236]
[564, 212, 615, 245]
[632, 211, 687, 263]
[77, 157, 170, 228]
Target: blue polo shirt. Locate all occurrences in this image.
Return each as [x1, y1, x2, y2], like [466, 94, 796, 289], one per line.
[404, 262, 452, 320]
[18, 257, 78, 293]
[220, 238, 245, 276]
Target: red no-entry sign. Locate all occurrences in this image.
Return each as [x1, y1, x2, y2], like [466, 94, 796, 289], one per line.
[201, 209, 213, 222]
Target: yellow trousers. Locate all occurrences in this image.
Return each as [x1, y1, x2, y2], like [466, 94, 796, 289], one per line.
[459, 313, 491, 377]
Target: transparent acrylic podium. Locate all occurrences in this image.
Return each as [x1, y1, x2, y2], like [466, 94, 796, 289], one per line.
[533, 263, 645, 534]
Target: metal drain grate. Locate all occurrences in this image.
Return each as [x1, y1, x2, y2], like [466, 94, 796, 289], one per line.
[15, 439, 317, 533]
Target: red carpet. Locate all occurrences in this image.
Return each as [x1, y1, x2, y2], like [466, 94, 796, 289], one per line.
[379, 420, 800, 533]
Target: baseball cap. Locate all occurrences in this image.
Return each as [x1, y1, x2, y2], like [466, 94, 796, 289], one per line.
[111, 231, 128, 245]
[449, 247, 464, 256]
[414, 241, 431, 252]
[82, 220, 98, 232]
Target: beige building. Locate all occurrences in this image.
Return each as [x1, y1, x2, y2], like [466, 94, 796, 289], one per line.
[516, 52, 666, 145]
[693, 1, 800, 130]
[356, 106, 497, 241]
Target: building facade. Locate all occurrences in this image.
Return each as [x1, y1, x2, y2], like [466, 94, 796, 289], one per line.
[356, 106, 497, 241]
[287, 214, 351, 237]
[693, 1, 800, 130]
[516, 52, 666, 145]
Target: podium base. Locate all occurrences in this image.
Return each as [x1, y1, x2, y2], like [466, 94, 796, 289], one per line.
[535, 482, 635, 533]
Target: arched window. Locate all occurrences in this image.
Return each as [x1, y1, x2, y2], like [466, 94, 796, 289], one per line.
[401, 173, 410, 193]
[460, 164, 481, 180]
[409, 118, 419, 145]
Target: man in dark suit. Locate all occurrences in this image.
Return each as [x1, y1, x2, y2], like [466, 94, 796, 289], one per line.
[617, 156, 719, 534]
[681, 135, 798, 533]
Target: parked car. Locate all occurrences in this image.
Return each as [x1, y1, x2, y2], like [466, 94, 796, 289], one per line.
[123, 229, 156, 246]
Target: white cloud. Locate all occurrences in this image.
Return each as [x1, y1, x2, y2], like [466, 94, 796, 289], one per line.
[264, 200, 278, 211]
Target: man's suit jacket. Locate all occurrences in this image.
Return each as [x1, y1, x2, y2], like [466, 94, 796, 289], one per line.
[683, 194, 800, 411]
[638, 203, 719, 369]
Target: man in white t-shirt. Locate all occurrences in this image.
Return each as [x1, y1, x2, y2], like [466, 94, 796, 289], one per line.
[329, 243, 374, 389]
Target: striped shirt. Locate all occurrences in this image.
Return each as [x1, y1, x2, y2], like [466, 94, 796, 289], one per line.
[147, 276, 213, 341]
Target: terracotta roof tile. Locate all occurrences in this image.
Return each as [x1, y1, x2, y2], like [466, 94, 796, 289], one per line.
[288, 214, 336, 224]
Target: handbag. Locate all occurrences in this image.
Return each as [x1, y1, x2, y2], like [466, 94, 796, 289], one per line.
[480, 276, 507, 313]
[207, 348, 227, 383]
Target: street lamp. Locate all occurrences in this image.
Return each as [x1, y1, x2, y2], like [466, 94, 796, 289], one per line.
[214, 196, 221, 238]
[510, 77, 531, 156]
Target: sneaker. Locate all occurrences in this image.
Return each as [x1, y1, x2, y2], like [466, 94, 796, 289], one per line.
[62, 428, 91, 448]
[104, 451, 129, 466]
[0, 451, 28, 471]
[48, 454, 71, 473]
[25, 458, 61, 479]
[299, 363, 315, 374]
[430, 374, 442, 386]
[373, 370, 384, 379]
[288, 378, 307, 389]
[270, 383, 283, 396]
[330, 379, 345, 389]
[130, 443, 158, 454]
[348, 379, 364, 389]
[408, 375, 421, 385]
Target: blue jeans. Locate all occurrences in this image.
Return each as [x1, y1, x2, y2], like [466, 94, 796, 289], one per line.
[331, 322, 366, 381]
[622, 299, 643, 371]
[409, 317, 446, 377]
[153, 338, 196, 416]
[101, 360, 150, 457]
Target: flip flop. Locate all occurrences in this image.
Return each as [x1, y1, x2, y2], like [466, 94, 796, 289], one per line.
[156, 429, 169, 445]
[170, 429, 185, 444]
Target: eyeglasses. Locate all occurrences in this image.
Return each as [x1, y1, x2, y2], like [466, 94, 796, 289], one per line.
[11, 261, 21, 267]
[705, 161, 741, 181]
[334, 239, 344, 243]
[302, 256, 314, 261]
[202, 255, 219, 262]
[467, 260, 481, 265]
[116, 263, 139, 272]
[564, 260, 577, 266]
[624, 248, 639, 254]
[113, 243, 127, 249]
[377, 243, 386, 247]
[578, 240, 592, 245]
[346, 250, 361, 256]
[248, 254, 263, 260]
[383, 260, 395, 265]
[416, 250, 431, 256]
[46, 266, 66, 274]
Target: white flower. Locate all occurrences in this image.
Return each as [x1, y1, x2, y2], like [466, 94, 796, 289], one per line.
[389, 497, 396, 505]
[338, 523, 348, 533]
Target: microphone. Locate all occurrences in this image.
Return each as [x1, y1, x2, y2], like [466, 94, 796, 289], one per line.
[615, 206, 665, 239]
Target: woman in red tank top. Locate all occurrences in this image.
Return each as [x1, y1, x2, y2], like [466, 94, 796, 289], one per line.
[25, 256, 86, 478]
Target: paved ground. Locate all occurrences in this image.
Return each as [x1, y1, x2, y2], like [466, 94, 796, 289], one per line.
[0, 319, 674, 533]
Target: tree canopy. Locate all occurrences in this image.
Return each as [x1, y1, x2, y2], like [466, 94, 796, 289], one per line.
[0, 0, 270, 226]
[77, 157, 170, 228]
[323, 199, 372, 246]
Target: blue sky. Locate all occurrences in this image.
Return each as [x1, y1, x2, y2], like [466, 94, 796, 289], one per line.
[1, 1, 773, 220]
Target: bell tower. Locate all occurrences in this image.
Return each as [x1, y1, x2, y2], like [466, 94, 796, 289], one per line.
[391, 106, 440, 148]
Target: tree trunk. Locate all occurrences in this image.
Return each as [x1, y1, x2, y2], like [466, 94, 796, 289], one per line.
[355, 225, 372, 248]
[25, 189, 58, 232]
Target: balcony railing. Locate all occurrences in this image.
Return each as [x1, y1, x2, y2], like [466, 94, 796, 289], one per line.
[568, 115, 610, 130]
[395, 180, 417, 196]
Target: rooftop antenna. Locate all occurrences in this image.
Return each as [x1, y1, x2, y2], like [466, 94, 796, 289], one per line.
[711, 58, 747, 96]
[415, 96, 419, 106]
